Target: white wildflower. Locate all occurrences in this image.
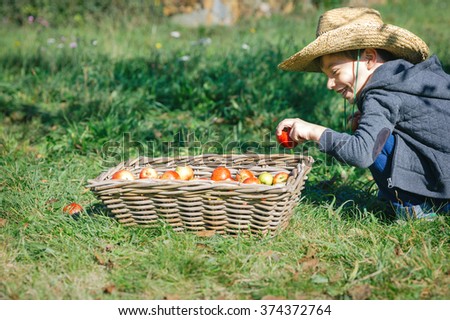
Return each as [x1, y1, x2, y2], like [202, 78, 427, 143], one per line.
[170, 31, 181, 38]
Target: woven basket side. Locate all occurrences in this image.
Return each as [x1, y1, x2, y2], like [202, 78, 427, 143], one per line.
[88, 154, 314, 237]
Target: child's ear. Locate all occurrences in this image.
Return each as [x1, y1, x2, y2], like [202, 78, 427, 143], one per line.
[363, 48, 378, 70]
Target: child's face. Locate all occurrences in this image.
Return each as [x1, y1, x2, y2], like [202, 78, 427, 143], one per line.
[320, 53, 371, 104]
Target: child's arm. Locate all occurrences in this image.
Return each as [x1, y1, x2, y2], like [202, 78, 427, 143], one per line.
[276, 98, 395, 168]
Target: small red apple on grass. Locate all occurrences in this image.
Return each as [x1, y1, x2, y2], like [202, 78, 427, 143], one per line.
[63, 202, 83, 219]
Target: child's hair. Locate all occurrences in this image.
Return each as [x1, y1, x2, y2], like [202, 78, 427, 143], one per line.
[340, 49, 397, 62]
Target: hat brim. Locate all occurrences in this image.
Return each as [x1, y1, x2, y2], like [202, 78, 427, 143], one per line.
[278, 23, 429, 72]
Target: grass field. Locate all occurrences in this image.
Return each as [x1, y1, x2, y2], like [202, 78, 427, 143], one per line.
[1, 0, 449, 300]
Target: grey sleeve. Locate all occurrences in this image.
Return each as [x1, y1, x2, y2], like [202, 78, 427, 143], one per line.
[318, 93, 400, 168]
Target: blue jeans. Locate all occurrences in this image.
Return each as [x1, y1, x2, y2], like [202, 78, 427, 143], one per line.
[369, 135, 449, 219]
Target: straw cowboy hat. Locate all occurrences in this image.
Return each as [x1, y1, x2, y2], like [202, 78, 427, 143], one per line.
[278, 7, 430, 72]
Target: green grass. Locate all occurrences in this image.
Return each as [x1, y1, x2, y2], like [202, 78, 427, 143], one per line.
[1, 0, 449, 300]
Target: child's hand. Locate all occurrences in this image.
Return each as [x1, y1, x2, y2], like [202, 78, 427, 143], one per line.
[276, 118, 327, 143]
[347, 110, 361, 132]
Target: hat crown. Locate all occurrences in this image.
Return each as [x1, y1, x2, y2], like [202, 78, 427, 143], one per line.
[279, 6, 429, 72]
[316, 7, 383, 37]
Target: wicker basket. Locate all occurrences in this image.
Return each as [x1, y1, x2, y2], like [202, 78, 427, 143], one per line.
[87, 154, 313, 237]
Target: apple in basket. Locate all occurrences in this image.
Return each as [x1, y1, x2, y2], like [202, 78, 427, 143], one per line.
[242, 176, 261, 184]
[112, 169, 135, 180]
[272, 172, 289, 185]
[237, 169, 255, 182]
[211, 166, 231, 181]
[139, 167, 158, 179]
[258, 172, 274, 185]
[175, 165, 194, 180]
[160, 170, 180, 180]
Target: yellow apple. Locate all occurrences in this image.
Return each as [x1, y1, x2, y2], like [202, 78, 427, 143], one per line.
[175, 165, 194, 180]
[258, 172, 274, 185]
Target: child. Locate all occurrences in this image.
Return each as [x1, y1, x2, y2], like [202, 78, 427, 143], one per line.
[276, 7, 450, 219]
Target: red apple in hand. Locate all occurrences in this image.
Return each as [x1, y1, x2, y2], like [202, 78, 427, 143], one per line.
[112, 169, 135, 180]
[139, 167, 158, 179]
[175, 165, 194, 180]
[276, 128, 298, 149]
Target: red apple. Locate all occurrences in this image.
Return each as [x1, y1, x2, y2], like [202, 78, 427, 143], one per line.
[175, 165, 194, 180]
[276, 128, 298, 149]
[63, 202, 83, 218]
[160, 170, 180, 180]
[139, 167, 158, 179]
[237, 169, 255, 182]
[211, 167, 231, 181]
[112, 169, 135, 180]
[242, 176, 261, 184]
[272, 172, 289, 185]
